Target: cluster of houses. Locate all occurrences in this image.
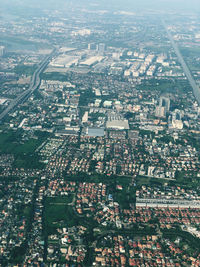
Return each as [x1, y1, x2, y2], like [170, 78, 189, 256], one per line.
[24, 181, 46, 265]
[47, 226, 87, 264]
[0, 177, 35, 262]
[93, 235, 200, 266]
[34, 129, 200, 179]
[47, 179, 200, 230]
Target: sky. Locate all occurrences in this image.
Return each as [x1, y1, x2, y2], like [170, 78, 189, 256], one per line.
[1, 0, 200, 14]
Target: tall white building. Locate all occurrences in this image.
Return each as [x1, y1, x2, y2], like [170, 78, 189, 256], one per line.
[155, 96, 170, 118]
[82, 111, 88, 123]
[97, 43, 106, 55]
[155, 106, 166, 118]
[171, 109, 183, 129]
[0, 46, 5, 57]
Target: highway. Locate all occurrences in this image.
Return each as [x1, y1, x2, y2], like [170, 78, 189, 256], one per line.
[0, 49, 56, 122]
[163, 21, 200, 105]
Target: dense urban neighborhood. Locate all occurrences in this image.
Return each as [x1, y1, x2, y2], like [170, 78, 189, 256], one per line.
[0, 0, 200, 266]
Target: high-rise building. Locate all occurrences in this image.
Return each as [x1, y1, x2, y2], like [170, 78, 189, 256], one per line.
[97, 43, 106, 55]
[159, 96, 170, 112]
[88, 43, 96, 50]
[0, 46, 5, 57]
[155, 106, 166, 118]
[171, 109, 183, 129]
[155, 96, 170, 118]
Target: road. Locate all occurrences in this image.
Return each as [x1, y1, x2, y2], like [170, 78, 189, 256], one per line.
[0, 49, 56, 122]
[163, 21, 200, 105]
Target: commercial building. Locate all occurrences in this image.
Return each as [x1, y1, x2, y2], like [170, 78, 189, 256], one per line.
[85, 127, 105, 137]
[106, 119, 129, 130]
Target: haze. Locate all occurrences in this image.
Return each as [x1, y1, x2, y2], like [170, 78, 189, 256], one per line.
[1, 0, 200, 14]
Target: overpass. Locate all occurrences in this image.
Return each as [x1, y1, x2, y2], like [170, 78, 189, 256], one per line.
[0, 49, 57, 122]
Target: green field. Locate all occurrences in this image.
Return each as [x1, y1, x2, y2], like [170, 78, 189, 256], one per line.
[44, 195, 76, 235]
[137, 78, 191, 94]
[44, 194, 99, 236]
[0, 130, 46, 169]
[0, 131, 41, 154]
[40, 72, 69, 82]
[13, 64, 37, 76]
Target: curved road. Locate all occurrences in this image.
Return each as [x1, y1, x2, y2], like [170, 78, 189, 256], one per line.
[0, 49, 56, 122]
[163, 21, 200, 105]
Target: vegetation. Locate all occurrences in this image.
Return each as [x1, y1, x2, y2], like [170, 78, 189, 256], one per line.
[162, 228, 200, 255]
[90, 112, 105, 122]
[0, 131, 38, 154]
[79, 88, 95, 107]
[40, 72, 69, 82]
[13, 64, 37, 76]
[10, 242, 27, 264]
[136, 78, 191, 95]
[0, 130, 46, 169]
[44, 195, 76, 235]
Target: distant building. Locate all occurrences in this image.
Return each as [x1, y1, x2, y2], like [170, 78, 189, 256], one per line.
[147, 65, 156, 76]
[155, 96, 170, 118]
[103, 101, 112, 108]
[85, 127, 105, 137]
[0, 46, 5, 57]
[71, 29, 91, 36]
[80, 56, 103, 67]
[88, 43, 96, 50]
[171, 109, 184, 129]
[155, 106, 166, 118]
[124, 70, 131, 76]
[55, 129, 79, 136]
[82, 111, 88, 123]
[172, 119, 183, 129]
[159, 96, 170, 112]
[97, 43, 106, 55]
[112, 53, 121, 60]
[106, 120, 129, 130]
